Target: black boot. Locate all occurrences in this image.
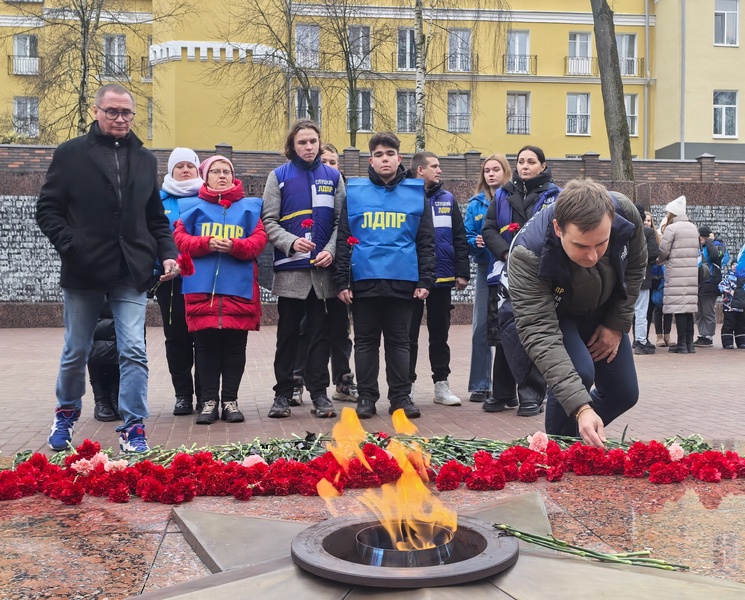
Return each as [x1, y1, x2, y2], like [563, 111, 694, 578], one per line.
[107, 387, 121, 420]
[93, 383, 117, 422]
[173, 395, 194, 416]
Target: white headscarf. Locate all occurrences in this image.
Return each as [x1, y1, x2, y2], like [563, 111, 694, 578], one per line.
[162, 147, 203, 198]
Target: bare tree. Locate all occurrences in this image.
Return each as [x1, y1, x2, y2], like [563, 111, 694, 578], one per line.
[411, 0, 510, 152]
[209, 0, 320, 144]
[3, 0, 190, 140]
[590, 0, 635, 181]
[316, 0, 395, 147]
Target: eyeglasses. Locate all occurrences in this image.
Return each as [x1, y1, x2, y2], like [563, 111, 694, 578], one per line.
[96, 106, 135, 121]
[208, 169, 232, 176]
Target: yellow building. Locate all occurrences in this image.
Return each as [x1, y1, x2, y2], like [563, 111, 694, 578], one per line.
[0, 1, 741, 160]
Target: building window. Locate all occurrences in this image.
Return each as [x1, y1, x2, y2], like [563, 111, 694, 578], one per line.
[567, 32, 592, 75]
[507, 92, 530, 134]
[13, 96, 39, 138]
[142, 35, 153, 80]
[615, 34, 637, 76]
[566, 93, 590, 135]
[348, 89, 373, 132]
[147, 97, 153, 140]
[505, 30, 530, 73]
[625, 94, 638, 136]
[715, 0, 739, 45]
[348, 25, 371, 71]
[713, 91, 737, 137]
[448, 29, 472, 72]
[296, 88, 321, 123]
[397, 90, 416, 133]
[447, 91, 471, 133]
[296, 23, 320, 68]
[12, 34, 39, 75]
[103, 35, 127, 77]
[398, 28, 416, 70]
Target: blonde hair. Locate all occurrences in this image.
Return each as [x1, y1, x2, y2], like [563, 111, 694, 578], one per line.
[476, 154, 511, 200]
[646, 212, 661, 244]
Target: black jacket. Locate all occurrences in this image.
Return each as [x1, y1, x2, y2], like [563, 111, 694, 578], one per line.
[88, 300, 118, 365]
[37, 123, 177, 292]
[641, 226, 660, 290]
[699, 237, 725, 296]
[482, 167, 558, 262]
[334, 165, 436, 299]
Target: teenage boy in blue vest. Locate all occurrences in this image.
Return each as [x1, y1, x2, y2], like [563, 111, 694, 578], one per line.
[262, 120, 345, 419]
[407, 152, 469, 406]
[334, 132, 436, 419]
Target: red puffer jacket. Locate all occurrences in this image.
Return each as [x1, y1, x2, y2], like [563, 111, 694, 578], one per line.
[173, 181, 268, 332]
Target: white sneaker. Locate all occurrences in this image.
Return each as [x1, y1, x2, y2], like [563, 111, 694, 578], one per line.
[433, 380, 461, 406]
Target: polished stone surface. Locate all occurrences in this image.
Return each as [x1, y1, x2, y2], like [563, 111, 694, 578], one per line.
[130, 493, 745, 600]
[1, 481, 745, 599]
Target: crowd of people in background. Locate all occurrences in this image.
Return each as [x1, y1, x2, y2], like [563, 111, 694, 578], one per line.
[36, 83, 745, 455]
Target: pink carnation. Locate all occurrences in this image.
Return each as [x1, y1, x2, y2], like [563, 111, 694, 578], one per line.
[242, 456, 268, 468]
[527, 431, 549, 453]
[668, 443, 685, 462]
[90, 452, 109, 468]
[104, 459, 129, 473]
[70, 458, 94, 476]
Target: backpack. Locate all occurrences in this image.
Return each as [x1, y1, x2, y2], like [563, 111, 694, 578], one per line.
[698, 250, 711, 284]
[702, 238, 728, 284]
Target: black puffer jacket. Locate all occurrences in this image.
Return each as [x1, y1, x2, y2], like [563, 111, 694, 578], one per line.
[482, 167, 559, 262]
[88, 300, 118, 365]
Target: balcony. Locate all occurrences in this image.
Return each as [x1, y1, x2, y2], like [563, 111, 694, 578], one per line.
[566, 114, 590, 135]
[507, 114, 530, 135]
[102, 54, 130, 78]
[619, 57, 644, 77]
[564, 56, 598, 76]
[446, 53, 478, 73]
[502, 54, 537, 75]
[140, 56, 152, 80]
[447, 113, 471, 133]
[8, 55, 41, 76]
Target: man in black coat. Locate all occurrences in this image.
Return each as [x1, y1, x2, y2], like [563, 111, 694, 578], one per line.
[37, 84, 179, 453]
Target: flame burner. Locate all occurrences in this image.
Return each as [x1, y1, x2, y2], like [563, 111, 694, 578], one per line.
[291, 515, 519, 588]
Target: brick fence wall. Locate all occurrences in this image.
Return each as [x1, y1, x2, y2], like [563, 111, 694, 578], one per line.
[2, 143, 745, 327]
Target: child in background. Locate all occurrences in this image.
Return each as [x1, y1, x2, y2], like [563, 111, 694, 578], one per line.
[88, 299, 121, 422]
[718, 259, 745, 349]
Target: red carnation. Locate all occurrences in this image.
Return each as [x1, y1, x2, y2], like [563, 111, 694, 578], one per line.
[219, 199, 232, 209]
[108, 483, 131, 503]
[57, 480, 85, 505]
[301, 218, 314, 229]
[177, 253, 195, 277]
[508, 222, 520, 233]
[348, 236, 360, 245]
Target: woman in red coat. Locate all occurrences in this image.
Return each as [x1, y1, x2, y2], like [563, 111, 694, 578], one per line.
[173, 155, 268, 424]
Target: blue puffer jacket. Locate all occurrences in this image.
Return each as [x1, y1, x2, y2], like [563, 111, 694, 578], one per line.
[464, 191, 490, 265]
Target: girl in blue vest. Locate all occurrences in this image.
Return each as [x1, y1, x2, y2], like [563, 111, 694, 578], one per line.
[156, 148, 203, 417]
[481, 145, 559, 415]
[464, 154, 511, 403]
[173, 156, 268, 425]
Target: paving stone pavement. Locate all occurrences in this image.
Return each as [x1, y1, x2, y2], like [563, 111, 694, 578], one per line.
[1, 324, 743, 457]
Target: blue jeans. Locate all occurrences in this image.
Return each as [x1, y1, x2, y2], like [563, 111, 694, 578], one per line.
[56, 276, 149, 429]
[545, 315, 638, 437]
[468, 263, 492, 393]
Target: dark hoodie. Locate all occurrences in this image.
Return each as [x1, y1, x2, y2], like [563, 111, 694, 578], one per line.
[334, 164, 436, 299]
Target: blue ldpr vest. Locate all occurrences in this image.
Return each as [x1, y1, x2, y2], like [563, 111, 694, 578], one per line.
[178, 197, 262, 300]
[487, 185, 561, 285]
[347, 178, 423, 282]
[160, 190, 182, 231]
[272, 161, 340, 271]
[430, 189, 457, 287]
